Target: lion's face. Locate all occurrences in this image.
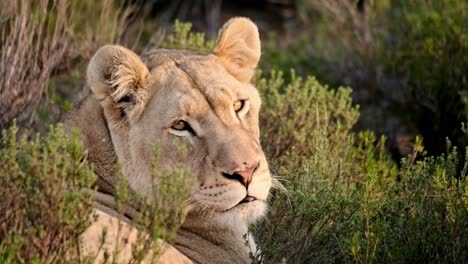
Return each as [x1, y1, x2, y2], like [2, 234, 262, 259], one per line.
[86, 18, 271, 227]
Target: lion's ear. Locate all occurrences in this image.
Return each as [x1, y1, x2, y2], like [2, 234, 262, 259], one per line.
[87, 45, 149, 120]
[213, 17, 261, 83]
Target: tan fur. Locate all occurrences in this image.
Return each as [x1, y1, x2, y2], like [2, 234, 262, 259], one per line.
[82, 206, 193, 264]
[67, 17, 271, 263]
[213, 17, 261, 83]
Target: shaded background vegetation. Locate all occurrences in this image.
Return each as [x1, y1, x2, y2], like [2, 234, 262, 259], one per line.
[0, 0, 467, 263]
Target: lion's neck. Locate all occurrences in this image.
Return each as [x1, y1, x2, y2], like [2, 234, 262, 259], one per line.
[174, 220, 254, 264]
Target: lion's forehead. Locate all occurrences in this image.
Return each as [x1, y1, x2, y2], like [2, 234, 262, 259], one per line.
[147, 52, 255, 122]
[145, 49, 247, 95]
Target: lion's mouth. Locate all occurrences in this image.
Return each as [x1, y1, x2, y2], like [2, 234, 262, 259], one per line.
[238, 195, 256, 204]
[223, 195, 259, 212]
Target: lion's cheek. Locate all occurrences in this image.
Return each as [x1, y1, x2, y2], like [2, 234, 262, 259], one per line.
[188, 185, 246, 212]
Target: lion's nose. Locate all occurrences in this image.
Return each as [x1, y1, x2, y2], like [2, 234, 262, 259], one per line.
[222, 162, 259, 188]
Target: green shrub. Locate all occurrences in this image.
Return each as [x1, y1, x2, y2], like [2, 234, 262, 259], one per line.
[0, 124, 194, 263]
[253, 69, 468, 263]
[253, 71, 398, 263]
[0, 124, 96, 263]
[159, 20, 215, 51]
[256, 70, 359, 164]
[373, 141, 468, 263]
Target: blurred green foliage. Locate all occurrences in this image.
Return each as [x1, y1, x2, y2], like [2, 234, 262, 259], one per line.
[275, 0, 468, 157]
[381, 0, 468, 153]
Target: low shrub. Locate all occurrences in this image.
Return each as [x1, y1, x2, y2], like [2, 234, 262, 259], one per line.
[159, 20, 215, 51]
[0, 124, 193, 263]
[0, 124, 95, 263]
[254, 70, 398, 263]
[253, 70, 468, 263]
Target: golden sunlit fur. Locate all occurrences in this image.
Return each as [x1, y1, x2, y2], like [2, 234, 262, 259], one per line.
[67, 17, 271, 263]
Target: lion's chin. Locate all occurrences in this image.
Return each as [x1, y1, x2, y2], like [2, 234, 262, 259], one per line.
[185, 199, 267, 231]
[211, 200, 267, 228]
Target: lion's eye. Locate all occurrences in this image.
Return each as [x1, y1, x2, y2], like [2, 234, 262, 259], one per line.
[233, 100, 245, 112]
[169, 120, 196, 137]
[172, 120, 189, 131]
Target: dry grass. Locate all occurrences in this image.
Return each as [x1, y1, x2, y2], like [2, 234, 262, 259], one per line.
[0, 0, 68, 129]
[0, 0, 131, 131]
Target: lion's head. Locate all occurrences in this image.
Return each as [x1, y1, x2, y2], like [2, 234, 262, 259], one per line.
[85, 17, 271, 232]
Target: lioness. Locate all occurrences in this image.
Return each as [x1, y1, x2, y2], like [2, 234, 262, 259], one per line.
[66, 17, 271, 263]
